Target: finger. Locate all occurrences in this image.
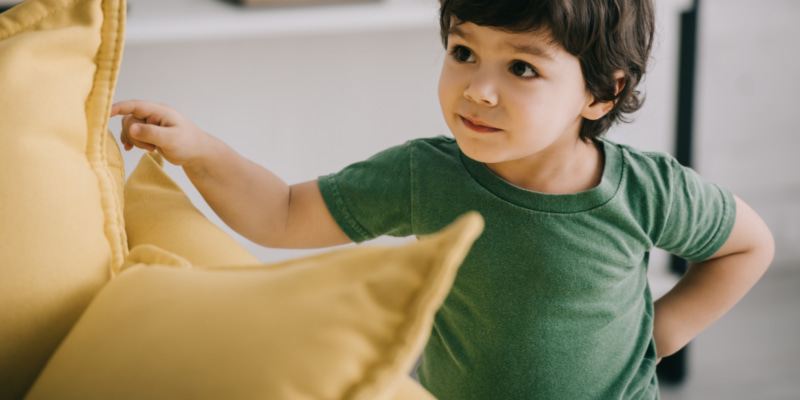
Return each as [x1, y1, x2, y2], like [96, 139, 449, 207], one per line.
[119, 115, 145, 151]
[111, 100, 170, 125]
[130, 123, 168, 150]
[110, 101, 144, 118]
[123, 135, 154, 152]
[110, 103, 120, 117]
[120, 131, 139, 151]
[122, 115, 145, 131]
[120, 131, 132, 151]
[120, 128, 144, 151]
[126, 127, 156, 152]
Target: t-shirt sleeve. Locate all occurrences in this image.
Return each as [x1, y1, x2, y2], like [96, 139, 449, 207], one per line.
[654, 159, 737, 262]
[317, 142, 414, 243]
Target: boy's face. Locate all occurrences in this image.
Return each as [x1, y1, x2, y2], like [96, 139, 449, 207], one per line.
[438, 22, 600, 167]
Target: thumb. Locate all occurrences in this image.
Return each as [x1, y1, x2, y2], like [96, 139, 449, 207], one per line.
[130, 123, 168, 149]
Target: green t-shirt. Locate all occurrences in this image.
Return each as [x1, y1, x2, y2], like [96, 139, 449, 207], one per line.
[318, 136, 735, 400]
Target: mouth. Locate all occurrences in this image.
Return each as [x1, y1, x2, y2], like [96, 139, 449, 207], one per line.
[459, 115, 501, 133]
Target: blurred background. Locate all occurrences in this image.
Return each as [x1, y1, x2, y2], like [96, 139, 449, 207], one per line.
[107, 0, 798, 398]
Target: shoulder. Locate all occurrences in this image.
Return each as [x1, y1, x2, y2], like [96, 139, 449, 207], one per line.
[405, 135, 459, 154]
[333, 136, 461, 174]
[374, 136, 458, 156]
[601, 138, 687, 217]
[400, 135, 463, 166]
[599, 139, 688, 244]
[601, 138, 684, 191]
[602, 138, 681, 172]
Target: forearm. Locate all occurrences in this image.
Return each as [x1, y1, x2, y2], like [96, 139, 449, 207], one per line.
[111, 100, 347, 248]
[653, 244, 773, 358]
[182, 133, 291, 246]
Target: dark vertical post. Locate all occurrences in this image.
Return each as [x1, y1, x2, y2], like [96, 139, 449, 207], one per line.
[674, 0, 700, 172]
[658, 0, 700, 385]
[670, 0, 699, 280]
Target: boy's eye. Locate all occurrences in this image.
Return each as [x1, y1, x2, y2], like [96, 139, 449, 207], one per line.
[451, 46, 475, 63]
[511, 61, 538, 78]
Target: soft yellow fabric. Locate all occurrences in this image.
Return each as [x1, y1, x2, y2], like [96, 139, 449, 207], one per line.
[394, 376, 437, 400]
[120, 244, 193, 272]
[122, 151, 436, 399]
[0, 0, 127, 397]
[124, 152, 260, 267]
[26, 212, 483, 400]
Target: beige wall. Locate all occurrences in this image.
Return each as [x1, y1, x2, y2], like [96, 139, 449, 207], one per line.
[695, 0, 800, 269]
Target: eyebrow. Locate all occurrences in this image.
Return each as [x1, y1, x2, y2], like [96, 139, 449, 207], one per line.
[448, 25, 556, 61]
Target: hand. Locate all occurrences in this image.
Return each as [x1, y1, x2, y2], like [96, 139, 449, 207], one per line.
[110, 100, 208, 166]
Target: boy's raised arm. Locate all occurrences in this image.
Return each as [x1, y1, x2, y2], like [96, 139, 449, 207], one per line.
[111, 100, 352, 249]
[652, 195, 774, 360]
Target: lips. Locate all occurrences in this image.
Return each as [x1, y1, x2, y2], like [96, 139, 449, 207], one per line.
[459, 115, 501, 133]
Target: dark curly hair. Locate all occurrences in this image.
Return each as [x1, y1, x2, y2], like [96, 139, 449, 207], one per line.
[439, 0, 655, 141]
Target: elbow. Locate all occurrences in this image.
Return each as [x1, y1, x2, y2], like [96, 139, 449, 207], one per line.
[753, 216, 775, 274]
[236, 217, 285, 249]
[734, 195, 775, 274]
[763, 230, 775, 270]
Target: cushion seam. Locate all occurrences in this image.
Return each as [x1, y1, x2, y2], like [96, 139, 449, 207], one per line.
[86, 0, 127, 276]
[106, 0, 127, 271]
[343, 246, 451, 399]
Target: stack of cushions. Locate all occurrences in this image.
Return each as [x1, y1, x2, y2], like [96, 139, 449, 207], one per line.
[0, 0, 484, 398]
[26, 151, 484, 399]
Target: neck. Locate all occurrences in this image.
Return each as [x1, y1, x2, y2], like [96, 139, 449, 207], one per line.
[486, 138, 604, 194]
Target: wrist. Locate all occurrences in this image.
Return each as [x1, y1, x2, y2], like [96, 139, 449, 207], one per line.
[181, 130, 217, 178]
[652, 297, 692, 359]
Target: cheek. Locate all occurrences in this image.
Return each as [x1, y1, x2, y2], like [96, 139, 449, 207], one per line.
[438, 70, 455, 109]
[510, 86, 582, 129]
[437, 76, 448, 108]
[438, 63, 468, 108]
[506, 90, 550, 126]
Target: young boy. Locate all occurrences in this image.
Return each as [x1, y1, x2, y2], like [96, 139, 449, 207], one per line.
[111, 0, 774, 398]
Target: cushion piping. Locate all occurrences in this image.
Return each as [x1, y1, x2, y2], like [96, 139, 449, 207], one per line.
[343, 214, 482, 400]
[85, 0, 128, 276]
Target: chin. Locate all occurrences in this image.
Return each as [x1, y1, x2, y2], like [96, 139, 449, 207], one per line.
[452, 135, 509, 164]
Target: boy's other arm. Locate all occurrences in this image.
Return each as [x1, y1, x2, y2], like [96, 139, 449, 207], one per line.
[111, 100, 352, 249]
[652, 195, 774, 360]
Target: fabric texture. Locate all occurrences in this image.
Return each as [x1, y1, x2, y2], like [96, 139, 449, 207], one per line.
[25, 212, 484, 400]
[0, 0, 127, 398]
[318, 136, 736, 400]
[119, 151, 441, 399]
[124, 152, 261, 267]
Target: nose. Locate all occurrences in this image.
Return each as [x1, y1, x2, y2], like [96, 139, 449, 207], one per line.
[463, 69, 498, 107]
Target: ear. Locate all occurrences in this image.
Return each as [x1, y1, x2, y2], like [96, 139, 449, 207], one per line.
[582, 71, 626, 121]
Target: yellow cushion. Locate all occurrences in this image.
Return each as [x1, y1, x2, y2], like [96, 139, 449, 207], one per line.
[124, 152, 260, 267]
[26, 212, 483, 399]
[122, 151, 435, 399]
[0, 0, 127, 397]
[394, 376, 437, 400]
